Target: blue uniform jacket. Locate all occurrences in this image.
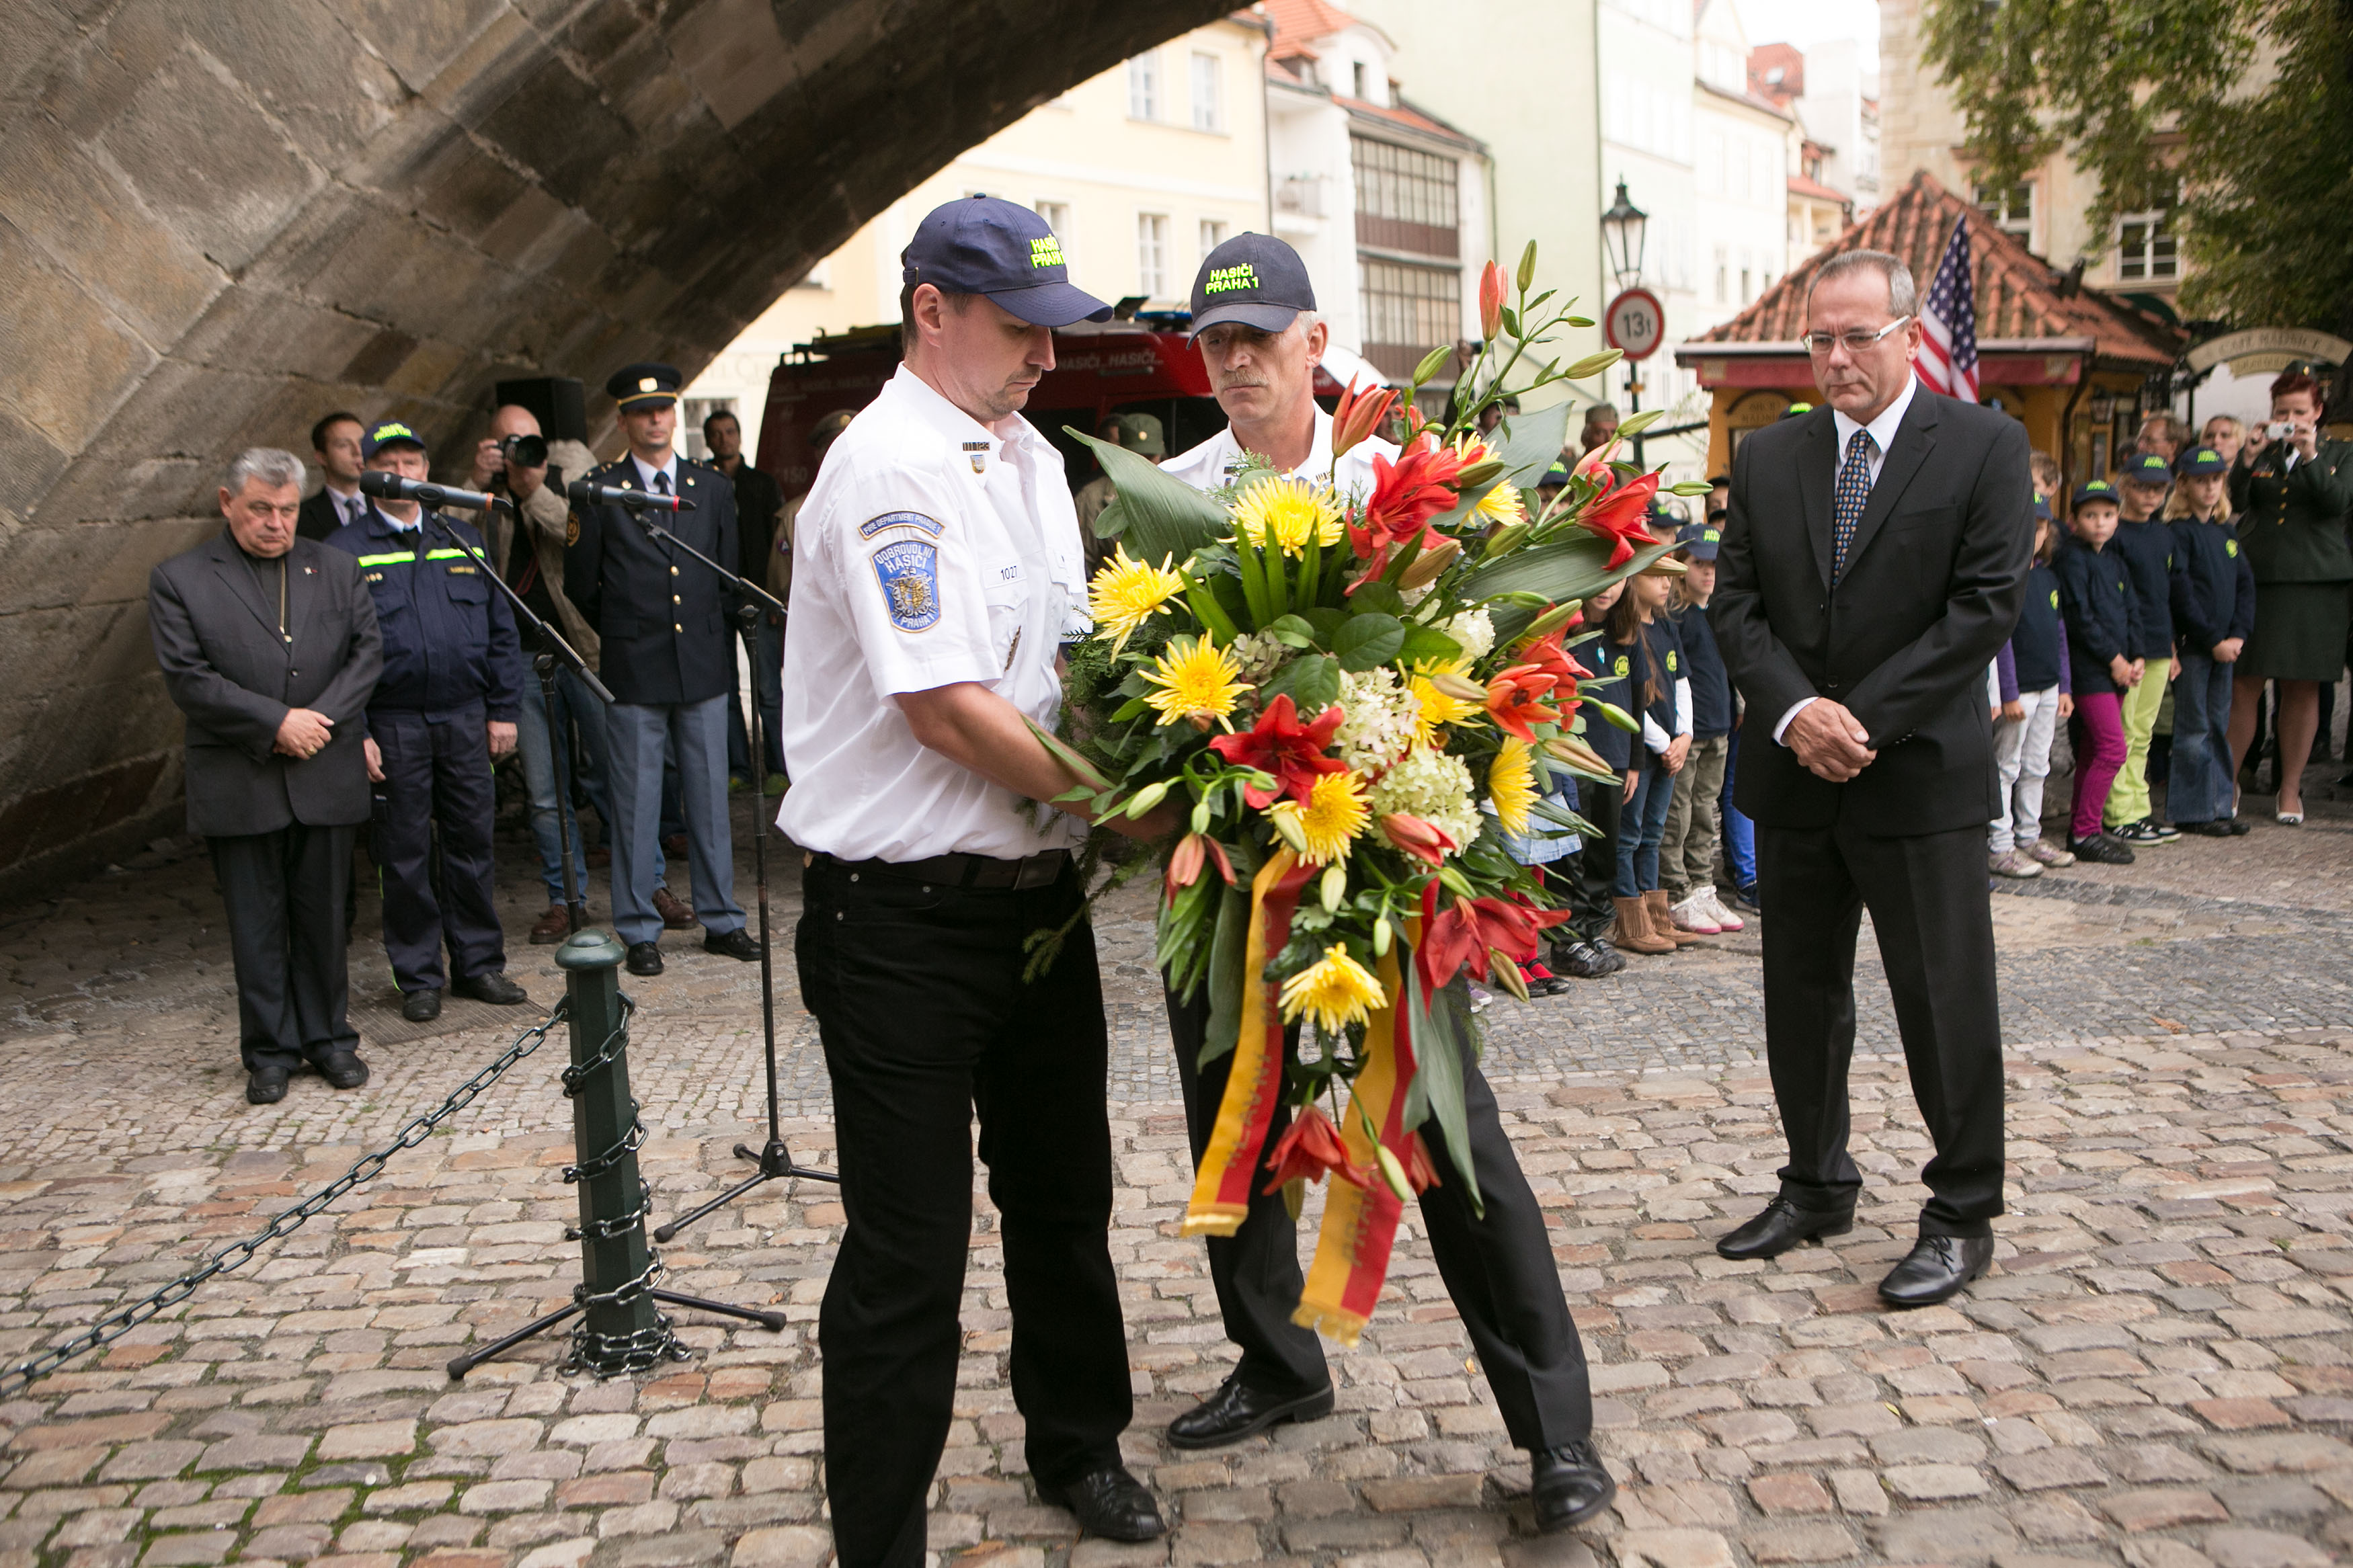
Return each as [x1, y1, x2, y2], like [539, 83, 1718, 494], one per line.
[2055, 534, 2133, 698]
[2108, 517, 2177, 661]
[327, 507, 524, 720]
[563, 456, 741, 707]
[2169, 514, 2258, 654]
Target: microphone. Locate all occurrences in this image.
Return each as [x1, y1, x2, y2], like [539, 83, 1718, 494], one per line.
[358, 472, 508, 512]
[567, 479, 695, 513]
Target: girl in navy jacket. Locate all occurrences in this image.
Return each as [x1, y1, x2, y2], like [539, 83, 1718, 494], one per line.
[2055, 481, 2138, 863]
[2165, 446, 2258, 832]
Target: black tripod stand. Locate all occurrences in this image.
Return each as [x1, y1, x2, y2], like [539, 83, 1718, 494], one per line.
[596, 501, 838, 1241]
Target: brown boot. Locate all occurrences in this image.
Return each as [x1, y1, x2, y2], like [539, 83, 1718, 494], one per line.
[1610, 895, 1676, 954]
[529, 905, 572, 945]
[1645, 889, 1704, 945]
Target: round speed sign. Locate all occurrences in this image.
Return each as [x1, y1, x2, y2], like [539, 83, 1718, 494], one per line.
[1603, 288, 1666, 362]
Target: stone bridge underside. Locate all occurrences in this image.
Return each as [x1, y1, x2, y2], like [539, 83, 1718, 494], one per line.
[0, 0, 1233, 891]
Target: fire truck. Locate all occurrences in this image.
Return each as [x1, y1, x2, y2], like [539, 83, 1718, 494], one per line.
[752, 315, 1370, 497]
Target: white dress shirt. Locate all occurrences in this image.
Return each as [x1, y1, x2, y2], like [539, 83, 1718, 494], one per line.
[1776, 374, 1920, 746]
[1160, 405, 1394, 502]
[776, 364, 1088, 862]
[630, 451, 682, 492]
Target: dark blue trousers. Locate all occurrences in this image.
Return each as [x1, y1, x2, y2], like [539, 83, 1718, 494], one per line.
[369, 704, 506, 993]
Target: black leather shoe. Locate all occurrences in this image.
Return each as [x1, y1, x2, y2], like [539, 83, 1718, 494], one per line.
[246, 1067, 290, 1105]
[1530, 1438, 1617, 1532]
[1167, 1376, 1336, 1450]
[2178, 819, 2235, 837]
[625, 942, 664, 977]
[1037, 1465, 1165, 1541]
[1715, 1196, 1855, 1260]
[1554, 938, 1626, 979]
[703, 927, 761, 961]
[2226, 817, 2253, 835]
[401, 989, 442, 1023]
[1879, 1235, 1995, 1307]
[452, 971, 528, 1006]
[317, 1051, 369, 1091]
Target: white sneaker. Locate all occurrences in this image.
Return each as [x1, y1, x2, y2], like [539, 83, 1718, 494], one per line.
[1667, 893, 1722, 934]
[1698, 886, 1745, 932]
[1989, 849, 2044, 879]
[2020, 838, 2075, 868]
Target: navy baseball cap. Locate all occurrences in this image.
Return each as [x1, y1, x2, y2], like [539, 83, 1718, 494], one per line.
[2120, 451, 2174, 486]
[1676, 521, 1722, 559]
[1189, 233, 1317, 339]
[2032, 491, 2052, 520]
[2073, 479, 2120, 508]
[902, 196, 1112, 327]
[362, 419, 426, 460]
[2176, 444, 2229, 477]
[1537, 459, 1571, 489]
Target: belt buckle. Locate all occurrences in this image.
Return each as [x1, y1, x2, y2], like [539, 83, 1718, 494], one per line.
[1014, 851, 1062, 891]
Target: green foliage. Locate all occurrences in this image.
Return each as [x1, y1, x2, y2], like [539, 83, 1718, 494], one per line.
[1920, 0, 2353, 333]
[1068, 429, 1231, 561]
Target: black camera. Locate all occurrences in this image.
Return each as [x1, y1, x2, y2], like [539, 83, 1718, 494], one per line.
[500, 431, 549, 468]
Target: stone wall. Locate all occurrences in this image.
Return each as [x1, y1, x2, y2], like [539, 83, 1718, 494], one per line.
[0, 0, 1231, 893]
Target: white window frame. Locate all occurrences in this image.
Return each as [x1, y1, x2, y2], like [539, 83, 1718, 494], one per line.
[1191, 51, 1224, 132]
[1137, 212, 1170, 298]
[1127, 52, 1159, 121]
[2117, 196, 2178, 282]
[1199, 217, 1230, 263]
[1034, 200, 1070, 237]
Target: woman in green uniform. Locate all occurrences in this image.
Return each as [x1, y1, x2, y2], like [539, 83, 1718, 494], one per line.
[2227, 372, 2353, 823]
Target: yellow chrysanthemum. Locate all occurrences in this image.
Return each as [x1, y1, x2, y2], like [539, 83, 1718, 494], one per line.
[1088, 546, 1188, 652]
[1268, 769, 1370, 865]
[1279, 943, 1389, 1033]
[1408, 659, 1486, 748]
[1230, 477, 1345, 556]
[1141, 635, 1249, 728]
[1488, 738, 1538, 836]
[1472, 481, 1527, 528]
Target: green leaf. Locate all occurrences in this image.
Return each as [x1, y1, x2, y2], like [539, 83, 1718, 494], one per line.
[1434, 401, 1572, 530]
[1091, 495, 1131, 539]
[1195, 883, 1252, 1061]
[1394, 624, 1464, 665]
[1302, 606, 1347, 645]
[1260, 653, 1341, 714]
[1067, 428, 1230, 565]
[1332, 613, 1404, 672]
[1347, 581, 1406, 616]
[1404, 964, 1483, 1218]
[1460, 534, 1678, 603]
[1266, 613, 1318, 649]
[1110, 696, 1149, 723]
[1023, 714, 1115, 793]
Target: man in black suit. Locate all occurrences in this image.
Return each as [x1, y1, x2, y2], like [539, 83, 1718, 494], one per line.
[1710, 249, 2032, 1307]
[298, 412, 368, 542]
[149, 448, 384, 1105]
[564, 363, 757, 977]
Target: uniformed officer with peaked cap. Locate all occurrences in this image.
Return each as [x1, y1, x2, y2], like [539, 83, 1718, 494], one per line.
[564, 362, 757, 976]
[776, 195, 1175, 1566]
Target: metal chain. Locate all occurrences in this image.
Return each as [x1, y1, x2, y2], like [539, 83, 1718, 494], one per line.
[0, 1002, 569, 1398]
[555, 995, 686, 1377]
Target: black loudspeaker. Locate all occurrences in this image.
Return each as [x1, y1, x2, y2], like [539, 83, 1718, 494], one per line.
[493, 377, 588, 443]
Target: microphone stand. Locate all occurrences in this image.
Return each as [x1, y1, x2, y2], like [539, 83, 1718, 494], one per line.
[601, 491, 839, 1240]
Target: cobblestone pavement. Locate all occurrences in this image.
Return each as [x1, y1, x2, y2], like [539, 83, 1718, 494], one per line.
[4, 787, 2353, 1567]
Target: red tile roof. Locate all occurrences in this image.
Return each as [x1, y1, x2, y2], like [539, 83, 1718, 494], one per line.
[1749, 42, 1804, 108]
[1264, 0, 1363, 56]
[1788, 173, 1849, 204]
[1337, 93, 1480, 149]
[1690, 169, 2180, 370]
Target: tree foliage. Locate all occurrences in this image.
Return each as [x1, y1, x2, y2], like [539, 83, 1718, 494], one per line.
[1921, 0, 2353, 335]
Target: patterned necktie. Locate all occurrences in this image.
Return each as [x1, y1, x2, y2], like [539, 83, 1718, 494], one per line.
[1831, 427, 1877, 582]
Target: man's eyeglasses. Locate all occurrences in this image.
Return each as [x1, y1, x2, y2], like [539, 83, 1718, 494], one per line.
[1803, 316, 1913, 356]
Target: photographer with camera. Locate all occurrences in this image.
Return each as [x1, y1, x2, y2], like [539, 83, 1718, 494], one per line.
[2227, 371, 2353, 825]
[467, 405, 610, 942]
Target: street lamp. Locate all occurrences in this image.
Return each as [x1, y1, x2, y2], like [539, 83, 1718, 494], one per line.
[1601, 177, 1648, 289]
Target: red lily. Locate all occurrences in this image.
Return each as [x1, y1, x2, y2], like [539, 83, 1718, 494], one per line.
[1515, 631, 1589, 728]
[1350, 438, 1466, 564]
[1416, 882, 1577, 993]
[1332, 380, 1398, 460]
[1478, 259, 1507, 341]
[1380, 812, 1458, 866]
[1165, 833, 1205, 907]
[1207, 694, 1347, 808]
[1402, 1131, 1442, 1194]
[1579, 470, 1666, 569]
[1485, 665, 1562, 741]
[1263, 1103, 1371, 1193]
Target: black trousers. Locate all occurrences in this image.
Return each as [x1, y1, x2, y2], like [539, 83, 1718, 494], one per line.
[799, 860, 1130, 1568]
[209, 823, 360, 1074]
[1167, 989, 1593, 1451]
[1565, 772, 1624, 937]
[1756, 819, 2006, 1235]
[370, 705, 506, 993]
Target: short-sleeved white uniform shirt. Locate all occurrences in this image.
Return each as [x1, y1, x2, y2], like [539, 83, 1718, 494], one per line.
[1159, 404, 1397, 502]
[777, 364, 1090, 862]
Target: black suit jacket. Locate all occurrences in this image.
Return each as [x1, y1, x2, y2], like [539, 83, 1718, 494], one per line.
[298, 488, 362, 542]
[148, 533, 384, 837]
[563, 456, 740, 706]
[1710, 387, 2033, 835]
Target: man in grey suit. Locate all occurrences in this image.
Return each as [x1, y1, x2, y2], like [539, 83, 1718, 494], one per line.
[149, 448, 385, 1105]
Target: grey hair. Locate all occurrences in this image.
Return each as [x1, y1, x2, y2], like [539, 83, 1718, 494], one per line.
[223, 446, 306, 495]
[1806, 249, 1918, 318]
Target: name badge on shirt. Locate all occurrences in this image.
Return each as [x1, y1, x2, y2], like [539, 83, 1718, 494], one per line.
[871, 539, 942, 632]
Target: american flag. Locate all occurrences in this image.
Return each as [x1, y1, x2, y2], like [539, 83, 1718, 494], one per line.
[1917, 216, 1980, 403]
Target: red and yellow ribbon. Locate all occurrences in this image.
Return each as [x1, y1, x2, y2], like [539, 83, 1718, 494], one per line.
[1294, 947, 1414, 1347]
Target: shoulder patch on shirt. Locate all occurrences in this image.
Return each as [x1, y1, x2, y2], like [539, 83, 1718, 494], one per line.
[566, 511, 581, 547]
[871, 539, 943, 632]
[860, 511, 944, 539]
[2227, 538, 2239, 556]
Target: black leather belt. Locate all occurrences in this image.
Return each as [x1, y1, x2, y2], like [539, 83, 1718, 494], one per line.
[808, 848, 1070, 891]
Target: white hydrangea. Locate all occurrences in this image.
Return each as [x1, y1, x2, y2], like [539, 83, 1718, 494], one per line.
[1440, 607, 1495, 661]
[1333, 667, 1421, 774]
[1367, 745, 1482, 854]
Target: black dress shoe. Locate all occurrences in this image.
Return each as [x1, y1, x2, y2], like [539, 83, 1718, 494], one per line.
[1530, 1438, 1618, 1532]
[2227, 817, 2253, 835]
[246, 1066, 290, 1105]
[1714, 1196, 1855, 1261]
[401, 989, 442, 1023]
[1879, 1235, 1995, 1307]
[1167, 1376, 1336, 1450]
[452, 971, 528, 1005]
[2178, 819, 2235, 837]
[703, 927, 761, 961]
[317, 1051, 369, 1091]
[625, 942, 664, 977]
[1037, 1465, 1166, 1541]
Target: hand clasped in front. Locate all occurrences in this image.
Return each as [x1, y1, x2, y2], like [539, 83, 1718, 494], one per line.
[1787, 698, 1877, 782]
